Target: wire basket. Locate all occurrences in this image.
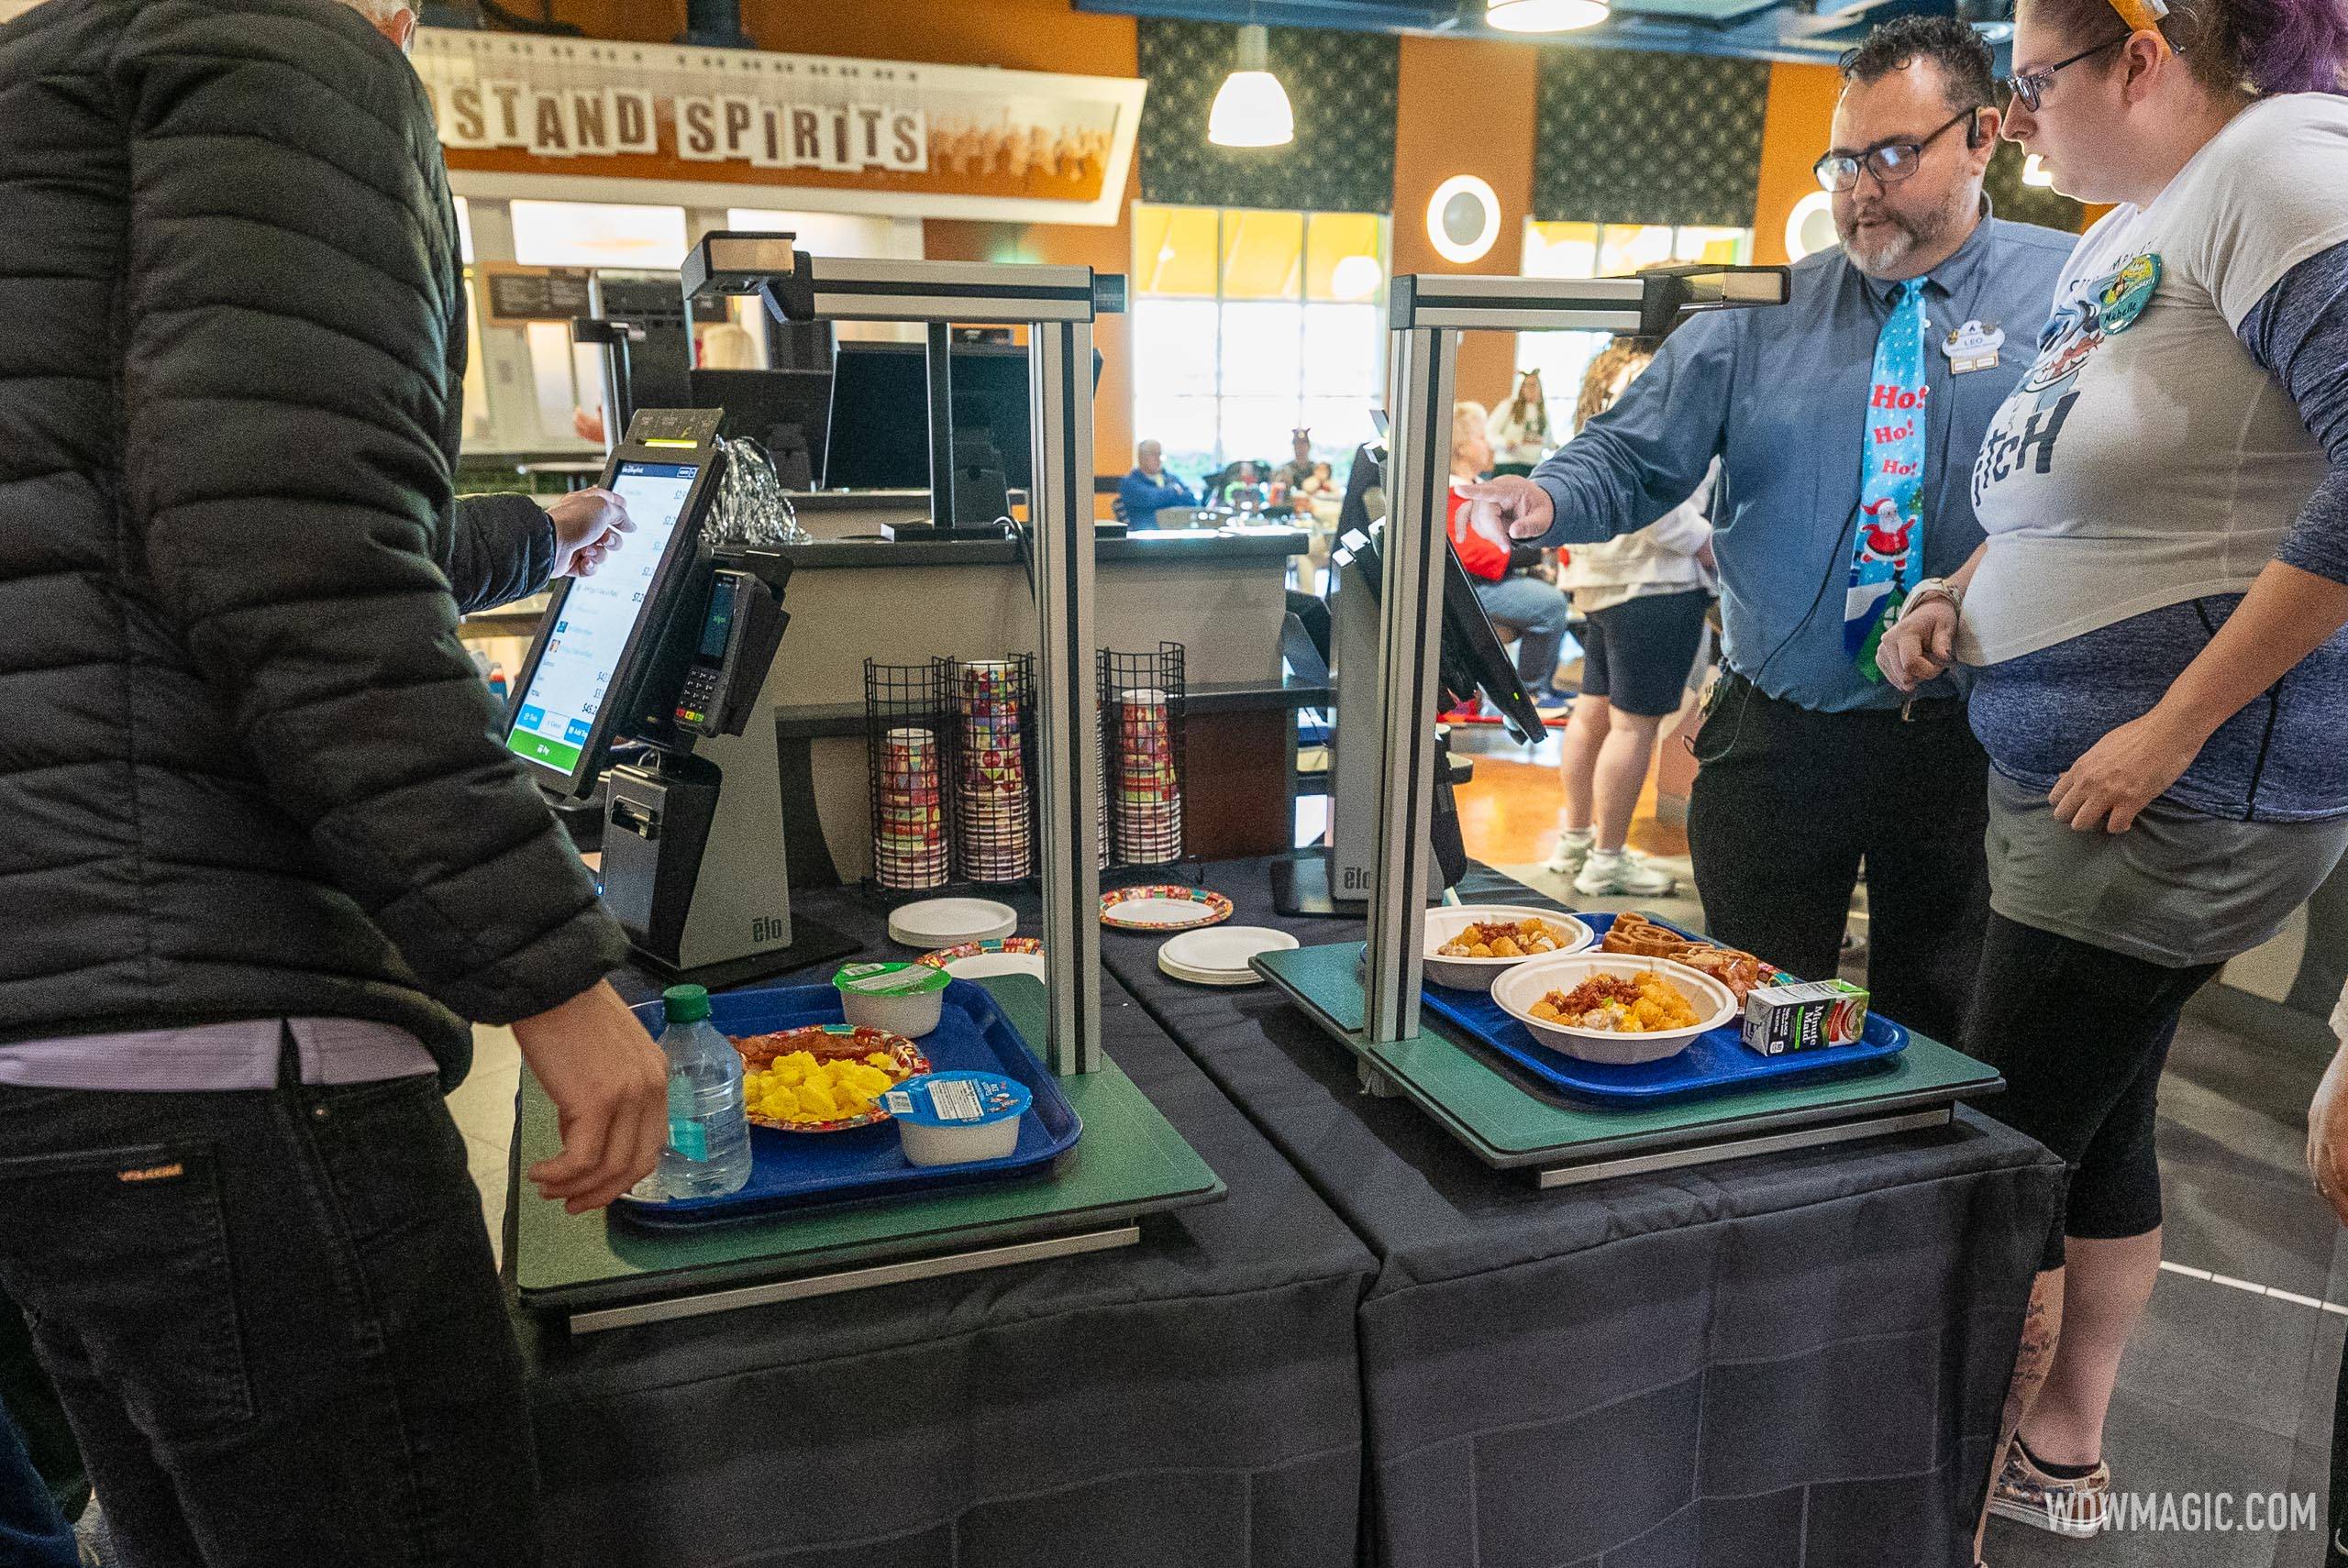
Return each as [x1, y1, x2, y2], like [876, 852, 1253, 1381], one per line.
[1098, 643, 1187, 869]
[864, 660, 951, 893]
[948, 656, 1040, 885]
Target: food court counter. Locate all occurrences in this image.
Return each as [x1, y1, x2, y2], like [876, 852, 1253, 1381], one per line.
[755, 527, 1314, 885]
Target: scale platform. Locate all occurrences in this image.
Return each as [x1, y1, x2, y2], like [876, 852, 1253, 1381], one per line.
[1255, 942, 2002, 1187]
[509, 976, 1224, 1331]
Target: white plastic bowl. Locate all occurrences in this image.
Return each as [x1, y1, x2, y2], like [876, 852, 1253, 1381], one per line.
[1422, 905, 1593, 992]
[1489, 952, 1736, 1065]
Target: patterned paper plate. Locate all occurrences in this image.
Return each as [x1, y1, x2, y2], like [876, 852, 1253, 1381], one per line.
[1099, 884, 1234, 933]
[730, 1024, 930, 1133]
[916, 937, 1047, 980]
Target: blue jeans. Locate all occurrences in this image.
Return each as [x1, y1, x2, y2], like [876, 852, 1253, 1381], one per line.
[0, 1039, 538, 1568]
[0, 1403, 72, 1568]
[1473, 574, 1576, 689]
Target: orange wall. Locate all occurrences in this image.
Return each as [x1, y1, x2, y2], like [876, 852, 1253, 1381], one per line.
[1753, 63, 1842, 265]
[1391, 36, 1539, 413]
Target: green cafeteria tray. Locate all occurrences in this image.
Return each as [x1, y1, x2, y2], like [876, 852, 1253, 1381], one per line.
[1256, 942, 2003, 1169]
[508, 975, 1224, 1317]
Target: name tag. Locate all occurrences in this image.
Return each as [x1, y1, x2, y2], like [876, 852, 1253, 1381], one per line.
[1942, 319, 2005, 374]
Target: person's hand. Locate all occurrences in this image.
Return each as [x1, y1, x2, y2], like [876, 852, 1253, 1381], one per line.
[1456, 476, 1555, 541]
[571, 405, 606, 445]
[2309, 1043, 2348, 1227]
[547, 487, 636, 579]
[511, 980, 668, 1214]
[2048, 705, 2210, 834]
[1877, 595, 1957, 693]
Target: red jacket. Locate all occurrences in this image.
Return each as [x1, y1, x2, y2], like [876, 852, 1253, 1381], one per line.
[1446, 484, 1512, 581]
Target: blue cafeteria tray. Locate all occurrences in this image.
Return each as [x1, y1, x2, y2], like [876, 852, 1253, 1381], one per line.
[1420, 911, 1909, 1103]
[615, 977, 1081, 1227]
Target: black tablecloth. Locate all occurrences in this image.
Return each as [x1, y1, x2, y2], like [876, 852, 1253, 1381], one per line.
[518, 886, 1379, 1568]
[1100, 857, 2066, 1568]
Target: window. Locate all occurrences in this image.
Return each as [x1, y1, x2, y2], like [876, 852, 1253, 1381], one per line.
[1132, 204, 1388, 485]
[1514, 221, 1752, 442]
[508, 200, 688, 270]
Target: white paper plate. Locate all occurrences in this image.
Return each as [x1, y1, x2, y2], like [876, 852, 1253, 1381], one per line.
[1157, 952, 1271, 988]
[888, 897, 1017, 948]
[1159, 925, 1300, 979]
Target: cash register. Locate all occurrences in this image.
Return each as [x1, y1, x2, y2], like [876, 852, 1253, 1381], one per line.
[502, 408, 850, 980]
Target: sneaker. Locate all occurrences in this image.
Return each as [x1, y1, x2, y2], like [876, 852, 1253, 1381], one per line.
[1523, 684, 1571, 713]
[1545, 828, 1594, 877]
[1573, 848, 1678, 898]
[1987, 1443, 2112, 1539]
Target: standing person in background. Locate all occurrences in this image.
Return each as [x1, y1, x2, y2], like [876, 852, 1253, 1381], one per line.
[0, 2, 670, 1564]
[1118, 438, 1199, 527]
[1547, 340, 1719, 898]
[1460, 17, 2073, 1048]
[1449, 402, 1577, 710]
[1876, 0, 2348, 1548]
[1488, 370, 1554, 477]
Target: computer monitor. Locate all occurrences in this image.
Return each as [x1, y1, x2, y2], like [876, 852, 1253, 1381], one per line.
[589, 272, 693, 418]
[504, 413, 726, 796]
[822, 340, 1044, 491]
[691, 368, 831, 491]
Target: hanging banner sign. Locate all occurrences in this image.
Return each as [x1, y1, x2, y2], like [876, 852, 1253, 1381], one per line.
[412, 32, 1146, 226]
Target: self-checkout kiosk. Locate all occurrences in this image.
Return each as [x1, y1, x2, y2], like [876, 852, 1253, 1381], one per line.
[500, 408, 848, 980]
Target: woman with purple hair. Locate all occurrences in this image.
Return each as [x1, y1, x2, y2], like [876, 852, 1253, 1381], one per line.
[1873, 0, 2348, 1552]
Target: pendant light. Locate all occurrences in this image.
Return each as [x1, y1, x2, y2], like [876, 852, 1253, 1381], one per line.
[1486, 0, 1610, 31]
[1208, 25, 1294, 149]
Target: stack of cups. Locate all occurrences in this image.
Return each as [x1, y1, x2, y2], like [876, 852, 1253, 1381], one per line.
[1113, 688, 1182, 865]
[958, 661, 1035, 882]
[1096, 720, 1111, 870]
[875, 727, 947, 890]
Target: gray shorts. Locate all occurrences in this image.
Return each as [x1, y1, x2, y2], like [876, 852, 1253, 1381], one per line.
[1985, 769, 2348, 967]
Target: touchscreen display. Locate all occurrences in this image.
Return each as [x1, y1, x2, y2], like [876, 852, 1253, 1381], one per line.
[505, 460, 698, 778]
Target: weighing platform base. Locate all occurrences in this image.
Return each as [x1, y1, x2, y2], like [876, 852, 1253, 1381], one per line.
[566, 1225, 1141, 1333]
[511, 976, 1224, 1331]
[1256, 942, 2000, 1178]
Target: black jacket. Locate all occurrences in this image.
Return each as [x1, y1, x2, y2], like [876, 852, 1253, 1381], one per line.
[0, 0, 626, 1078]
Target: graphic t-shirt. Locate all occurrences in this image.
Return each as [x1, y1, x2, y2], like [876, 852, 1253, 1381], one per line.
[1963, 94, 2348, 667]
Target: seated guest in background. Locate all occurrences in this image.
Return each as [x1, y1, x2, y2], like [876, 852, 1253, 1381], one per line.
[1488, 370, 1554, 476]
[1448, 402, 1575, 710]
[1117, 438, 1199, 526]
[1460, 16, 2072, 1050]
[1877, 0, 2348, 1541]
[1276, 427, 1318, 491]
[1549, 340, 1718, 898]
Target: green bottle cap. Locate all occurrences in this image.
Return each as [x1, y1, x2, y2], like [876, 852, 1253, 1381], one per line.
[662, 984, 712, 1023]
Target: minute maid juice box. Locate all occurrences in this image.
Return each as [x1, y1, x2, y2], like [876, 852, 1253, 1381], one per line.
[1741, 979, 1870, 1055]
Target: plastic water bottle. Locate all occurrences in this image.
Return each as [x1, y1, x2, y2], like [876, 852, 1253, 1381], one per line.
[650, 985, 752, 1199]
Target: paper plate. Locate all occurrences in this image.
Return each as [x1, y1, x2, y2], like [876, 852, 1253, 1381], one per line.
[1157, 954, 1268, 988]
[1100, 884, 1233, 933]
[917, 937, 1047, 982]
[1159, 925, 1299, 979]
[888, 897, 1017, 948]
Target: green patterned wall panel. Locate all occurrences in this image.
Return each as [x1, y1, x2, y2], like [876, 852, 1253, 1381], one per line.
[1533, 47, 1768, 227]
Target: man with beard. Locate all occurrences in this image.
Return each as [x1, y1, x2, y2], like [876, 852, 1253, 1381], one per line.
[1459, 17, 2071, 1046]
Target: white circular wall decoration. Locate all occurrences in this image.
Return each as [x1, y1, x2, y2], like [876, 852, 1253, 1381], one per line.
[1783, 190, 1839, 262]
[1426, 176, 1501, 265]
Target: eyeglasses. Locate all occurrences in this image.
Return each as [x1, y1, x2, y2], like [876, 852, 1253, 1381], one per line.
[1812, 105, 1979, 193]
[1998, 34, 2131, 112]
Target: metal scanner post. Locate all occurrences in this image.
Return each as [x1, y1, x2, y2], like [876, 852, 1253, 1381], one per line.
[1363, 266, 1789, 1045]
[684, 234, 1120, 1076]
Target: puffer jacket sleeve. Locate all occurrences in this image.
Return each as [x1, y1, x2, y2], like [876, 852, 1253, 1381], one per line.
[447, 491, 557, 613]
[111, 0, 624, 1023]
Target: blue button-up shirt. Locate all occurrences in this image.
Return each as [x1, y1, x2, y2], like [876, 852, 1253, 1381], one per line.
[1529, 212, 2077, 712]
